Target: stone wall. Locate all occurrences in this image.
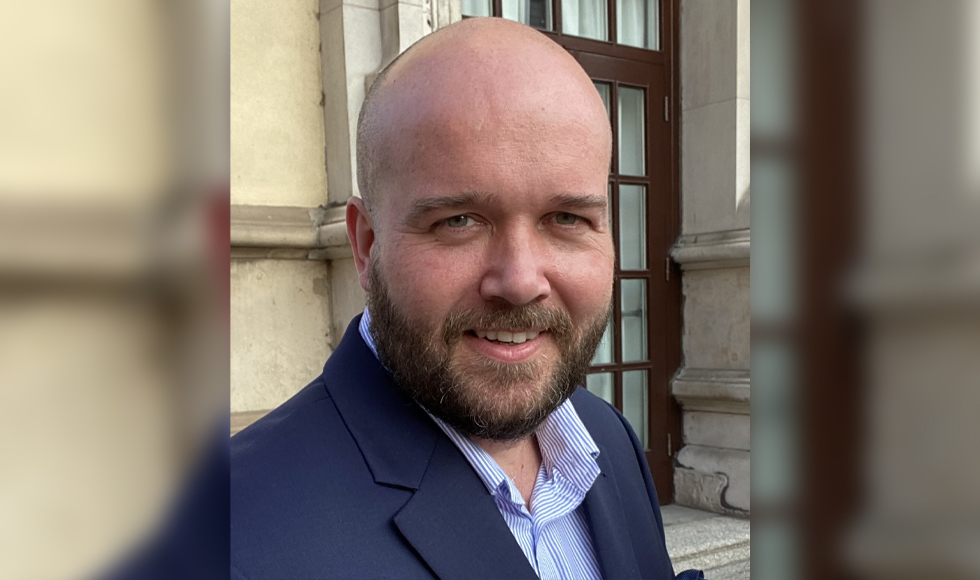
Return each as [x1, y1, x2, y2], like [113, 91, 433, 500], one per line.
[229, 0, 459, 432]
[671, 0, 750, 515]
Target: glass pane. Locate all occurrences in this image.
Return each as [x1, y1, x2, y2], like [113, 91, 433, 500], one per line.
[622, 370, 648, 448]
[618, 87, 646, 176]
[502, 0, 553, 30]
[594, 82, 610, 115]
[621, 278, 647, 361]
[461, 0, 491, 17]
[562, 0, 607, 41]
[616, 0, 660, 50]
[619, 184, 646, 269]
[586, 373, 614, 405]
[591, 312, 613, 365]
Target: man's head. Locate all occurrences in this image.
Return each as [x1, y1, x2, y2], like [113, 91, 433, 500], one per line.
[347, 18, 614, 441]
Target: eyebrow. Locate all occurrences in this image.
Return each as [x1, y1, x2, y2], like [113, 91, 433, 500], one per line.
[548, 193, 608, 212]
[402, 191, 608, 225]
[403, 192, 500, 225]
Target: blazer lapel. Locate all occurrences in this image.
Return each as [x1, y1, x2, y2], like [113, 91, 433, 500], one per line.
[326, 317, 537, 579]
[582, 453, 643, 580]
[394, 436, 539, 580]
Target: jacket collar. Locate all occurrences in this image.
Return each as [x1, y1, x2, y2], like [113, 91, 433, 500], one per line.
[323, 316, 538, 579]
[324, 316, 643, 579]
[322, 315, 439, 490]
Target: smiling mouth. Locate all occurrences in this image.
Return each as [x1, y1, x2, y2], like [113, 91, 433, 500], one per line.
[467, 329, 546, 345]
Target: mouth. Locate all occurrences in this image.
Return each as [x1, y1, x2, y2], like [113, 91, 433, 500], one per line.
[468, 329, 546, 345]
[462, 328, 549, 363]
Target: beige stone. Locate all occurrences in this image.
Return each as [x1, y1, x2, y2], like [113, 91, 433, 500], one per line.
[231, 259, 333, 412]
[681, 98, 751, 234]
[683, 411, 750, 450]
[231, 0, 327, 207]
[681, 267, 750, 370]
[676, 445, 750, 512]
[681, 0, 737, 112]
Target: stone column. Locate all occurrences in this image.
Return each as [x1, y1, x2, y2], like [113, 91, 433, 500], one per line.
[670, 0, 750, 515]
[230, 0, 461, 433]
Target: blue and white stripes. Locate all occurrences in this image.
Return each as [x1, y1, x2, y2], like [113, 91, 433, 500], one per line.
[359, 309, 603, 580]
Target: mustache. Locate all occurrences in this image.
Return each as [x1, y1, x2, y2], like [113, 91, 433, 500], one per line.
[441, 305, 575, 345]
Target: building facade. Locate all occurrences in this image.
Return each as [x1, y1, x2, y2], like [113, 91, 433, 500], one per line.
[230, 0, 749, 516]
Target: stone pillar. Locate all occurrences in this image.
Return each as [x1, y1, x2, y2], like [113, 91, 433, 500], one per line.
[230, 0, 461, 433]
[318, 0, 460, 349]
[670, 0, 750, 515]
[230, 0, 333, 428]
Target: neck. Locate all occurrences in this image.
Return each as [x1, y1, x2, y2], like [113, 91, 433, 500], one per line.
[473, 434, 542, 508]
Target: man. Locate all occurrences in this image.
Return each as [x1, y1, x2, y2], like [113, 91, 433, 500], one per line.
[232, 18, 700, 580]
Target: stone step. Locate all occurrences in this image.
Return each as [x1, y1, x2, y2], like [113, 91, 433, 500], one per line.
[662, 505, 750, 579]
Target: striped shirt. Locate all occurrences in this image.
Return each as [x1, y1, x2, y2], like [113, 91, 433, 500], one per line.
[359, 309, 603, 580]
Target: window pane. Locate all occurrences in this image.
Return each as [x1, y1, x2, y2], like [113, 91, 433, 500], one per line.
[594, 82, 610, 115]
[618, 87, 646, 176]
[591, 312, 614, 364]
[621, 278, 647, 361]
[461, 0, 491, 17]
[562, 0, 607, 41]
[616, 0, 660, 50]
[586, 372, 614, 405]
[502, 0, 553, 30]
[619, 184, 646, 270]
[622, 370, 648, 448]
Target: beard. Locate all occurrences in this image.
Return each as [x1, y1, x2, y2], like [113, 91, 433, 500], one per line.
[367, 259, 610, 441]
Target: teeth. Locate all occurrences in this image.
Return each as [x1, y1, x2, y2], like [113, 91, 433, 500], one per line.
[474, 330, 543, 343]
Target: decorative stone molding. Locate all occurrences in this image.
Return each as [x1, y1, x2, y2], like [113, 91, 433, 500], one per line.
[230, 204, 351, 260]
[672, 368, 750, 414]
[676, 445, 750, 514]
[674, 466, 748, 517]
[670, 228, 750, 270]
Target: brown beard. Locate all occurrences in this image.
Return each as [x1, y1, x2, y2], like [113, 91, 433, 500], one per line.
[366, 258, 610, 441]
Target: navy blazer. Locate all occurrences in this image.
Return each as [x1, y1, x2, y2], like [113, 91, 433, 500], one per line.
[232, 316, 682, 580]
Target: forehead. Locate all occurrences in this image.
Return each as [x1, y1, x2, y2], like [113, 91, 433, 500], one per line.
[374, 105, 610, 214]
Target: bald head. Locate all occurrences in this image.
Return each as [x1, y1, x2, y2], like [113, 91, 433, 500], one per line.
[355, 18, 611, 213]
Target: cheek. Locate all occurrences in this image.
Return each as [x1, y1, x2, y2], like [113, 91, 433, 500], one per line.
[378, 245, 483, 315]
[552, 247, 615, 315]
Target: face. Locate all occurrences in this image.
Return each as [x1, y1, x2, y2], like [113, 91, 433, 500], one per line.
[354, 77, 614, 441]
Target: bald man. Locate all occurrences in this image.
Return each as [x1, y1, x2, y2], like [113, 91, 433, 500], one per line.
[232, 19, 698, 580]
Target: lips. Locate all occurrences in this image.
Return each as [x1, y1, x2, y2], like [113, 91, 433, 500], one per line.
[462, 330, 547, 363]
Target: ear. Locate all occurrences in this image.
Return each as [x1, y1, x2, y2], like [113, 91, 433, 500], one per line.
[346, 196, 375, 292]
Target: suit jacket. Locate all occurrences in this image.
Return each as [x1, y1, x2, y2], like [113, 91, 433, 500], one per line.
[231, 316, 678, 580]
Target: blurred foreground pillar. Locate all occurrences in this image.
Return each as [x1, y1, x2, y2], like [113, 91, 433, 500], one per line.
[844, 1, 980, 578]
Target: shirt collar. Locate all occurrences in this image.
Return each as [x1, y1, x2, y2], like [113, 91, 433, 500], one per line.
[358, 307, 602, 497]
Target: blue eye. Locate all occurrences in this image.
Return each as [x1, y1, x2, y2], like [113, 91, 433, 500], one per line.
[555, 212, 579, 225]
[445, 215, 473, 228]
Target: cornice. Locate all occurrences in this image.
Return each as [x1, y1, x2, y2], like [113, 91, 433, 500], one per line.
[672, 367, 750, 414]
[670, 229, 750, 270]
[230, 204, 352, 260]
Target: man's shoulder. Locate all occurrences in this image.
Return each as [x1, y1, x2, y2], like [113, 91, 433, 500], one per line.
[230, 376, 332, 458]
[230, 370, 429, 579]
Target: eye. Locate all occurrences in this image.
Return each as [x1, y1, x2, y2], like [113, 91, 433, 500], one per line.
[444, 215, 475, 228]
[554, 212, 581, 225]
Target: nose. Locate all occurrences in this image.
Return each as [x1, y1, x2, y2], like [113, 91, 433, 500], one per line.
[479, 227, 552, 306]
